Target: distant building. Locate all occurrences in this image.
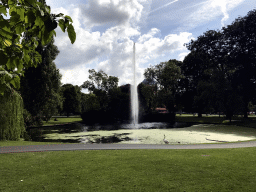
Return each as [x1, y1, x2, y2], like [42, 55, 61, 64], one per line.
[153, 107, 169, 113]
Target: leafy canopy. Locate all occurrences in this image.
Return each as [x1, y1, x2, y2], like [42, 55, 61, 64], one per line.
[81, 69, 119, 93]
[0, 0, 76, 95]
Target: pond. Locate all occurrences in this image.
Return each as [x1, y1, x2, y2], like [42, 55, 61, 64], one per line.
[27, 122, 256, 144]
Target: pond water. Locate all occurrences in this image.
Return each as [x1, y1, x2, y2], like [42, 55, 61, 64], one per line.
[29, 122, 256, 144]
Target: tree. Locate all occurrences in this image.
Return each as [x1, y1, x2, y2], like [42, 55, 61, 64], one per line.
[80, 93, 99, 113]
[184, 29, 235, 117]
[107, 87, 130, 121]
[184, 10, 256, 118]
[18, 36, 62, 122]
[0, 84, 25, 140]
[81, 69, 118, 93]
[0, 0, 76, 96]
[181, 51, 213, 116]
[60, 84, 81, 117]
[222, 9, 256, 118]
[144, 60, 184, 118]
[81, 69, 119, 112]
[139, 80, 158, 114]
[80, 71, 133, 124]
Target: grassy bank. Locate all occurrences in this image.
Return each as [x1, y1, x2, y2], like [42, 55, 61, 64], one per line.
[42, 117, 83, 126]
[176, 114, 256, 127]
[2, 115, 256, 146]
[1, 148, 256, 191]
[0, 117, 83, 147]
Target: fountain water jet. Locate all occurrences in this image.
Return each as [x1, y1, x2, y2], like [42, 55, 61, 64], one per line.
[131, 42, 139, 126]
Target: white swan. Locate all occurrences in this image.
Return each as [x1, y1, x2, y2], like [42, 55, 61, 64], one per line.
[163, 134, 169, 144]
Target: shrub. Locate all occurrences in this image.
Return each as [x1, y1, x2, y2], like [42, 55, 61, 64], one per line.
[23, 109, 43, 129]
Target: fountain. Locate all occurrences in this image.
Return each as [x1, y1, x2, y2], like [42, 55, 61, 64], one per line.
[131, 42, 139, 126]
[34, 43, 256, 145]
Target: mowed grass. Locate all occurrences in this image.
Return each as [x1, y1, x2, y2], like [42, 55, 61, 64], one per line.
[1, 148, 256, 192]
[2, 115, 256, 191]
[176, 114, 256, 126]
[42, 117, 83, 126]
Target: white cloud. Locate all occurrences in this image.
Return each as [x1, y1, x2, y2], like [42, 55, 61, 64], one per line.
[138, 28, 160, 43]
[80, 0, 144, 29]
[96, 28, 193, 86]
[210, 0, 245, 27]
[137, 30, 193, 61]
[59, 65, 91, 90]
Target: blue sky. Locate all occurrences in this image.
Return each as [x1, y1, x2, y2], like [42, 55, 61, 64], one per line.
[44, 0, 255, 93]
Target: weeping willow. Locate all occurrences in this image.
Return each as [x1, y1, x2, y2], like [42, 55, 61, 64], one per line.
[0, 84, 25, 141]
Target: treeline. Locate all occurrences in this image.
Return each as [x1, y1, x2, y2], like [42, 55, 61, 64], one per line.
[19, 8, 256, 127]
[181, 9, 256, 120]
[137, 9, 256, 121]
[134, 10, 256, 119]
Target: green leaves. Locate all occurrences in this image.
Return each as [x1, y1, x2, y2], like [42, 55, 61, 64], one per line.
[67, 24, 76, 44]
[0, 27, 13, 39]
[10, 75, 20, 89]
[9, 5, 16, 16]
[0, 19, 9, 29]
[10, 12, 21, 23]
[45, 5, 50, 14]
[0, 51, 8, 65]
[35, 16, 44, 28]
[24, 54, 30, 64]
[15, 24, 25, 34]
[65, 15, 73, 23]
[58, 19, 65, 32]
[0, 70, 13, 86]
[0, 5, 7, 16]
[24, 0, 36, 6]
[16, 7, 25, 21]
[0, 0, 76, 96]
[6, 57, 19, 70]
[4, 39, 12, 46]
[25, 10, 36, 23]
[44, 16, 57, 32]
[40, 26, 55, 46]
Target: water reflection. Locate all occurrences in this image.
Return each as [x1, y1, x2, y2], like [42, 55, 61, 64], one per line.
[27, 122, 256, 144]
[26, 122, 194, 143]
[26, 123, 85, 143]
[84, 122, 193, 131]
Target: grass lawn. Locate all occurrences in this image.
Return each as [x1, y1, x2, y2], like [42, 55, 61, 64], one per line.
[176, 114, 256, 126]
[1, 148, 256, 191]
[2, 115, 256, 191]
[42, 117, 83, 126]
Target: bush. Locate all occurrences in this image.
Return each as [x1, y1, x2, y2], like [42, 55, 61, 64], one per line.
[23, 109, 43, 129]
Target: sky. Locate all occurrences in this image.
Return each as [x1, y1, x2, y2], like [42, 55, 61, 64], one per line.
[44, 0, 255, 93]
